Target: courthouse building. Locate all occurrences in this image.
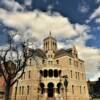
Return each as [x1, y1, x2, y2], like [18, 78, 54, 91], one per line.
[11, 33, 89, 100]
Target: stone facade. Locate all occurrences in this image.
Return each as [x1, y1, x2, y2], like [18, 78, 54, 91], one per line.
[11, 33, 89, 100]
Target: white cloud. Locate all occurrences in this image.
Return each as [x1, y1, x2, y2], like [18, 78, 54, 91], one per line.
[24, 0, 32, 6]
[0, 0, 23, 11]
[0, 9, 90, 41]
[96, 0, 100, 3]
[75, 23, 90, 33]
[95, 18, 100, 23]
[90, 72, 100, 81]
[76, 45, 100, 80]
[78, 3, 89, 13]
[88, 6, 100, 23]
[86, 5, 100, 24]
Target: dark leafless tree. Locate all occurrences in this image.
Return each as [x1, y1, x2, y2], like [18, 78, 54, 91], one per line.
[0, 33, 35, 100]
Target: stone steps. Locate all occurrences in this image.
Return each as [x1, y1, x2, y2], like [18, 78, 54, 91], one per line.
[47, 97, 55, 100]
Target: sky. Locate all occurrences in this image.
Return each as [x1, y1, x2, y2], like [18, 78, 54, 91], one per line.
[0, 0, 100, 81]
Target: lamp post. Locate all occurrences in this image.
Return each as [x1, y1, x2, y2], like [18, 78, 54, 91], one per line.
[63, 75, 68, 100]
[37, 71, 41, 100]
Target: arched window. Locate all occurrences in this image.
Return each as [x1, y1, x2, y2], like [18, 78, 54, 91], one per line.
[42, 60, 45, 64]
[59, 70, 61, 76]
[54, 69, 58, 77]
[44, 70, 48, 77]
[40, 83, 45, 94]
[49, 69, 53, 77]
[57, 83, 62, 94]
[40, 70, 43, 76]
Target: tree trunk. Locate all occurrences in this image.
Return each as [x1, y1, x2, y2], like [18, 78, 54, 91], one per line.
[5, 80, 11, 100]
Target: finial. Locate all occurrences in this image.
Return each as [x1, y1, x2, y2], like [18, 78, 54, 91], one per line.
[49, 31, 51, 37]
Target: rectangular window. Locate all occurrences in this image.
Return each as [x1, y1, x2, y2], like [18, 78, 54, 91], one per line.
[22, 86, 24, 95]
[50, 61, 53, 64]
[82, 73, 84, 80]
[69, 58, 71, 65]
[74, 61, 78, 67]
[78, 72, 80, 80]
[75, 72, 77, 79]
[80, 86, 82, 94]
[15, 87, 17, 95]
[84, 86, 86, 93]
[80, 63, 82, 68]
[29, 58, 32, 66]
[42, 60, 45, 64]
[24, 72, 25, 79]
[70, 70, 72, 78]
[76, 61, 78, 67]
[29, 71, 31, 79]
[72, 85, 74, 94]
[19, 86, 21, 94]
[27, 86, 30, 95]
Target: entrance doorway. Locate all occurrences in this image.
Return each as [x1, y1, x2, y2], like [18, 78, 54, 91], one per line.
[47, 82, 54, 97]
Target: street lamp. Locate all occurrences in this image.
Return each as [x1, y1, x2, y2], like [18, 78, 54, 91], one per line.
[5, 60, 16, 77]
[63, 75, 68, 100]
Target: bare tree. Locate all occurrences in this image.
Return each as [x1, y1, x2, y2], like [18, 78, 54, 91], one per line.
[0, 33, 35, 100]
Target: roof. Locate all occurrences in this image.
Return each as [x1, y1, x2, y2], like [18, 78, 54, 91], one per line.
[34, 49, 46, 59]
[28, 48, 46, 59]
[54, 48, 84, 62]
[54, 48, 73, 58]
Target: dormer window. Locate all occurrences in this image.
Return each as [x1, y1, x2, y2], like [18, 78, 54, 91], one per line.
[56, 60, 59, 64]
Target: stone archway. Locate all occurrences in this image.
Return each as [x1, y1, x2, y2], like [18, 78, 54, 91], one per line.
[47, 82, 54, 97]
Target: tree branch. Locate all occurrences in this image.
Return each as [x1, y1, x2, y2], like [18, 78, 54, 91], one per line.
[10, 68, 25, 87]
[0, 64, 7, 82]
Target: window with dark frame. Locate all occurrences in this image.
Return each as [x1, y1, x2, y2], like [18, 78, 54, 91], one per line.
[27, 85, 30, 95]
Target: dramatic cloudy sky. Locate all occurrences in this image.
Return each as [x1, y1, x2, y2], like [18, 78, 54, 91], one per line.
[0, 0, 100, 81]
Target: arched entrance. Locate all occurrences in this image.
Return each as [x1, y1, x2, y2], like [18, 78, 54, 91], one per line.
[47, 82, 54, 97]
